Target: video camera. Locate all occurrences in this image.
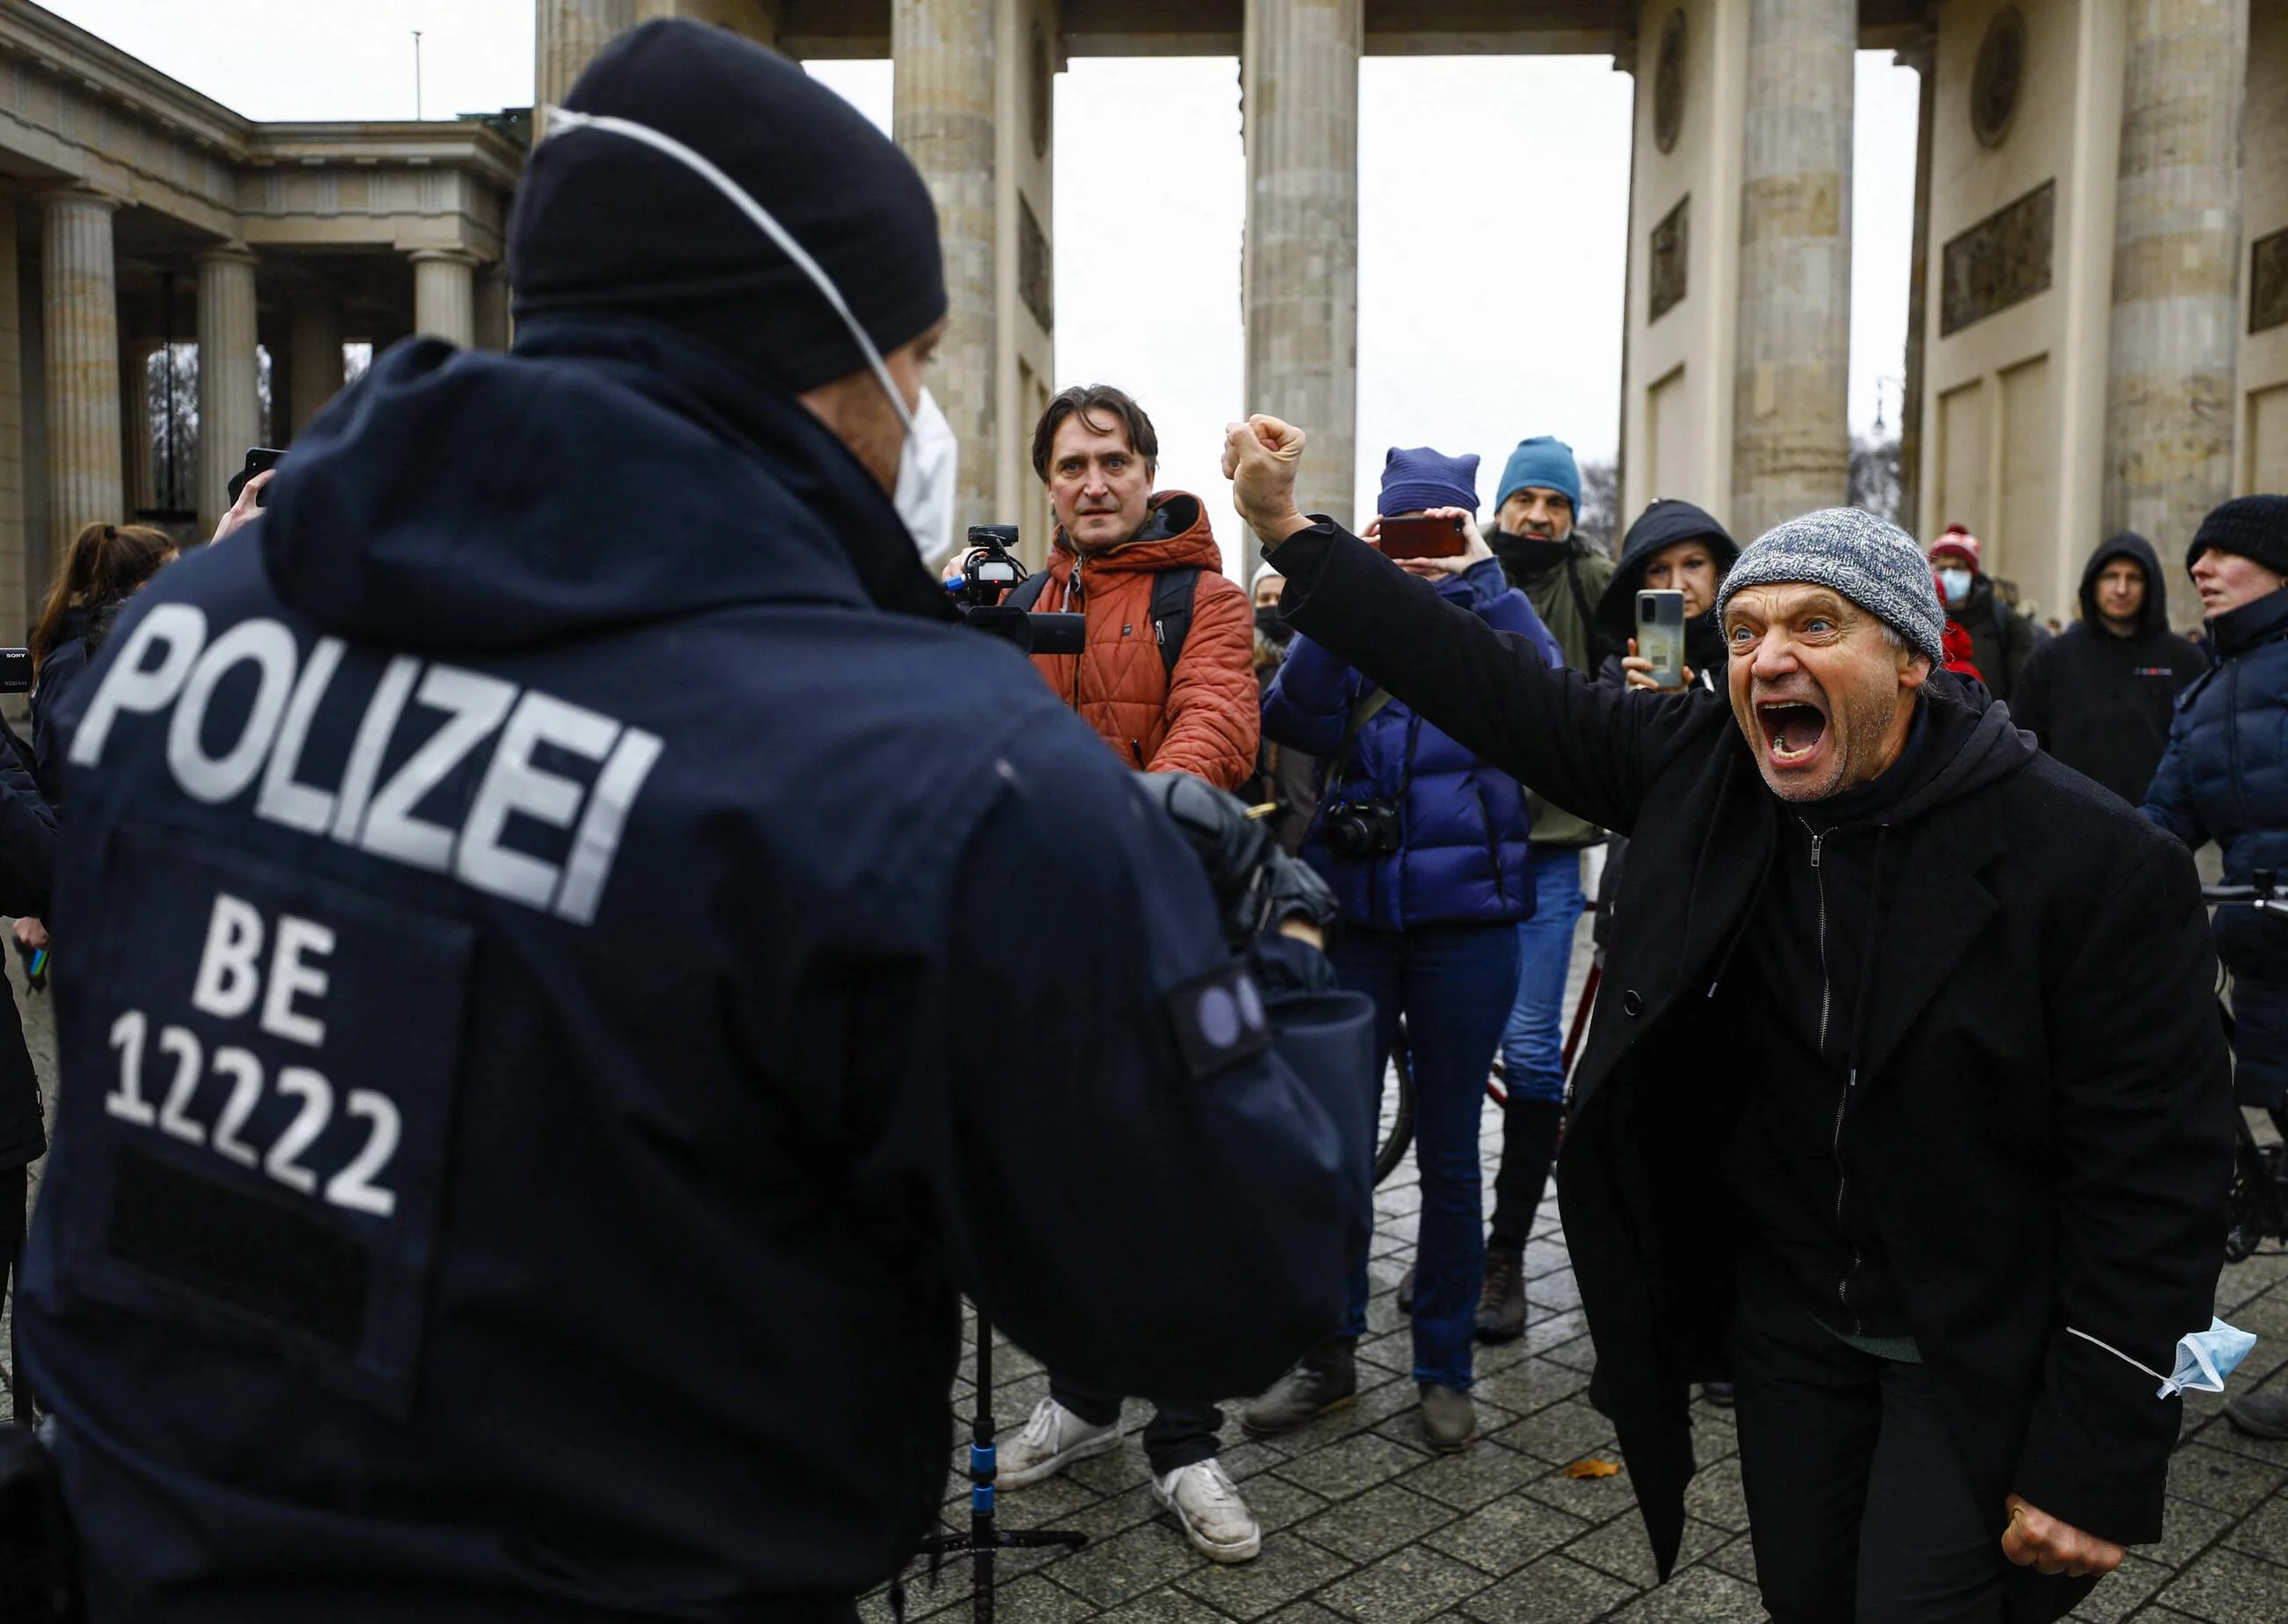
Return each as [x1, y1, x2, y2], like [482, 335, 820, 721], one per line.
[950, 525, 1085, 657]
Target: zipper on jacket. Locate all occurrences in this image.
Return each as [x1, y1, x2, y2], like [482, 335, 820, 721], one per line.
[1801, 816, 1864, 1334]
[1802, 821, 1831, 1052]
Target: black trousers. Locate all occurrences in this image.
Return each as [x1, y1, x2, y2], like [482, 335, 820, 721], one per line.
[1731, 1271, 2097, 1624]
[1047, 1375, 1220, 1478]
[0, 1163, 26, 1422]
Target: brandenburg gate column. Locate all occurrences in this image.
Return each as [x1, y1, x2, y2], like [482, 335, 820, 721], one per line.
[1241, 0, 1361, 582]
[2102, 0, 2248, 585]
[194, 245, 260, 536]
[538, 0, 635, 119]
[1729, 0, 1854, 542]
[290, 298, 346, 437]
[40, 188, 123, 560]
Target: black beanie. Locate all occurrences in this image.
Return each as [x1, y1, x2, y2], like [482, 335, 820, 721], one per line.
[2186, 494, 2288, 579]
[510, 18, 947, 392]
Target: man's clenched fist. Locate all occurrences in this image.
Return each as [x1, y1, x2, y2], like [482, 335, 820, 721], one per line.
[1222, 415, 1314, 553]
[2000, 1496, 2123, 1578]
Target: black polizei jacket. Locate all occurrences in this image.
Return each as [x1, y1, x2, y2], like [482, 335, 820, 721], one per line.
[1269, 520, 2234, 1578]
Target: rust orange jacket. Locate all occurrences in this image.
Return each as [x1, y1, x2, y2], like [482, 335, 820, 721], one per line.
[1023, 493, 1258, 791]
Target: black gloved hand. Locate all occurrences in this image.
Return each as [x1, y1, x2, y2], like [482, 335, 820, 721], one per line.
[1134, 772, 1339, 947]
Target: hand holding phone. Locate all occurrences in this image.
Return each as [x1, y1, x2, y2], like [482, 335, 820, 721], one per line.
[1375, 513, 1469, 559]
[1634, 589, 1688, 690]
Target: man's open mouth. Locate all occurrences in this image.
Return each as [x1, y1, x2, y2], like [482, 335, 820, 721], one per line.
[1756, 700, 1829, 765]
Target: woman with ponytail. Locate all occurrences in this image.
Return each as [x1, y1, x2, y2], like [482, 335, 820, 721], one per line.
[29, 520, 175, 801]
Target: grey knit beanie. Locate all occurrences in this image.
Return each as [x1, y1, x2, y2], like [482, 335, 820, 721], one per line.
[1714, 508, 1947, 667]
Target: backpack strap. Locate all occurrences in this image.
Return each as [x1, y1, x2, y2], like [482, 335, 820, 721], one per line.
[1151, 567, 1202, 681]
[1006, 570, 1052, 612]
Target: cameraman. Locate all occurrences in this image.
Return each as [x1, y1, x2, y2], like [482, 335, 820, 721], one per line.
[1242, 450, 1560, 1454]
[15, 24, 1369, 1623]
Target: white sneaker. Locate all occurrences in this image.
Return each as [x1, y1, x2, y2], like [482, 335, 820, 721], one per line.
[1155, 1459, 1261, 1563]
[996, 1397, 1120, 1489]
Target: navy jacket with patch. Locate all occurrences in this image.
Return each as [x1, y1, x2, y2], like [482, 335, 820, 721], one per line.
[18, 317, 1370, 1622]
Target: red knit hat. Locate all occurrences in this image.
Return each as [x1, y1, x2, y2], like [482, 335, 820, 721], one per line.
[1928, 524, 1981, 569]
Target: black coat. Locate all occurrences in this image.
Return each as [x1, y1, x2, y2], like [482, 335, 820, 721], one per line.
[0, 735, 53, 1169]
[1272, 521, 2234, 1576]
[2013, 534, 2204, 807]
[1952, 573, 2040, 703]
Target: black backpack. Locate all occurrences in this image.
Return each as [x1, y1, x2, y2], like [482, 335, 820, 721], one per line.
[1006, 566, 1202, 681]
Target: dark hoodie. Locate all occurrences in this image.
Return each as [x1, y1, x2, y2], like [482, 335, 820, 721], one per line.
[2013, 533, 2205, 805]
[1591, 499, 1739, 693]
[18, 321, 1370, 1622]
[1728, 676, 2037, 1343]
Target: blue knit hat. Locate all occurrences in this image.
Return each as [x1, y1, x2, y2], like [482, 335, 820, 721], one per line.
[1496, 435, 1581, 516]
[1378, 446, 1480, 517]
[1715, 508, 1947, 667]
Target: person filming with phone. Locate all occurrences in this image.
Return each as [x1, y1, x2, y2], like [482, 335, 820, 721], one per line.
[1594, 499, 1738, 696]
[1224, 411, 2239, 1623]
[10, 28, 1375, 1623]
[1240, 449, 1560, 1454]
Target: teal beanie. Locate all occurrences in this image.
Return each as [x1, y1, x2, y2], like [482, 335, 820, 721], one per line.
[1496, 436, 1581, 516]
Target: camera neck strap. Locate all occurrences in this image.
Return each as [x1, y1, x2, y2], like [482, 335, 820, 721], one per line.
[1335, 685, 1395, 786]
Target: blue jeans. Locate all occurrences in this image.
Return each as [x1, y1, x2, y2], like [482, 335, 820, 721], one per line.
[1332, 922, 1521, 1391]
[1500, 847, 1586, 1104]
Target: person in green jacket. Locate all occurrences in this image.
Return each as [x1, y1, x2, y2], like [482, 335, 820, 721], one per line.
[1476, 435, 1612, 1337]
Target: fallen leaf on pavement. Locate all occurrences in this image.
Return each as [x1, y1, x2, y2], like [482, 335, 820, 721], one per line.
[1564, 1458, 1623, 1479]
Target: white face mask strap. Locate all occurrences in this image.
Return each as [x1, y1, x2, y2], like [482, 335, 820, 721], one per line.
[539, 106, 915, 431]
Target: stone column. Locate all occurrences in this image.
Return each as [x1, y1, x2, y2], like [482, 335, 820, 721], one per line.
[290, 299, 345, 436]
[537, 0, 636, 121]
[0, 198, 26, 647]
[1242, 0, 1360, 577]
[195, 245, 260, 536]
[1896, 33, 1936, 538]
[120, 329, 153, 514]
[473, 263, 512, 352]
[40, 189, 123, 561]
[1729, 0, 1854, 542]
[893, 0, 998, 533]
[411, 250, 479, 347]
[2102, 0, 2248, 588]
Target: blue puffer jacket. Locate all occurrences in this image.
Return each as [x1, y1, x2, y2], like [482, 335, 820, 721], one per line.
[1264, 560, 1560, 932]
[2144, 586, 2288, 1103]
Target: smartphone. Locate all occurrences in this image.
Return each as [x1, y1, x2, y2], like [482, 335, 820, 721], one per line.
[1635, 589, 1688, 690]
[1376, 513, 1468, 559]
[226, 447, 285, 509]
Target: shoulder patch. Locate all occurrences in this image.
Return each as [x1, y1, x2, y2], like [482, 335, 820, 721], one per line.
[1165, 962, 1272, 1081]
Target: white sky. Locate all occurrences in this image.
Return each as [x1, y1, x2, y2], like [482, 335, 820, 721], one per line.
[42, 1, 1919, 557]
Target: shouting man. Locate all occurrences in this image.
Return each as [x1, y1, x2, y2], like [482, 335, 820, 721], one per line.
[1223, 413, 2234, 1623]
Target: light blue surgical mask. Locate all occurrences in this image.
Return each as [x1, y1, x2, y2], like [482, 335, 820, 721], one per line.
[2070, 1317, 2258, 1400]
[540, 106, 962, 567]
[1936, 566, 1973, 607]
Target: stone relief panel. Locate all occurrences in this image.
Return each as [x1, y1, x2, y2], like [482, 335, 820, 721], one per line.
[1649, 194, 1688, 324]
[1941, 179, 2053, 336]
[1654, 10, 1686, 155]
[1019, 192, 1053, 336]
[2254, 225, 2288, 335]
[1972, 6, 2026, 150]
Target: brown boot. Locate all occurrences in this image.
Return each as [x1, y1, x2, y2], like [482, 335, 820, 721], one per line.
[1474, 1241, 1526, 1343]
[1240, 1337, 1359, 1437]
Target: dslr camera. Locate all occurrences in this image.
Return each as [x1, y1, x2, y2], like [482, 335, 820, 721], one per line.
[950, 525, 1083, 656]
[1321, 797, 1402, 860]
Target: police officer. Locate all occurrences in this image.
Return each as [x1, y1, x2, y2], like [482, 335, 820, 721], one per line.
[17, 22, 1368, 1622]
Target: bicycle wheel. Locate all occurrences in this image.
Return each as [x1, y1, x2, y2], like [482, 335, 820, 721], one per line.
[1375, 1023, 1416, 1187]
[2226, 1118, 2284, 1263]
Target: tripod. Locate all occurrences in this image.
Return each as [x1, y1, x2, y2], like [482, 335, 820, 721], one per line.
[910, 1311, 1088, 1622]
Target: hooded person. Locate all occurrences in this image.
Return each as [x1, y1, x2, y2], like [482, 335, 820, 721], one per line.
[16, 22, 1376, 1620]
[1592, 499, 1740, 694]
[1928, 525, 2039, 703]
[1226, 406, 2235, 1624]
[2013, 534, 2204, 806]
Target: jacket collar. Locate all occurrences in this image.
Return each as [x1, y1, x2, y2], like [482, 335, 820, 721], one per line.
[1851, 794, 2006, 1084]
[2208, 586, 2288, 659]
